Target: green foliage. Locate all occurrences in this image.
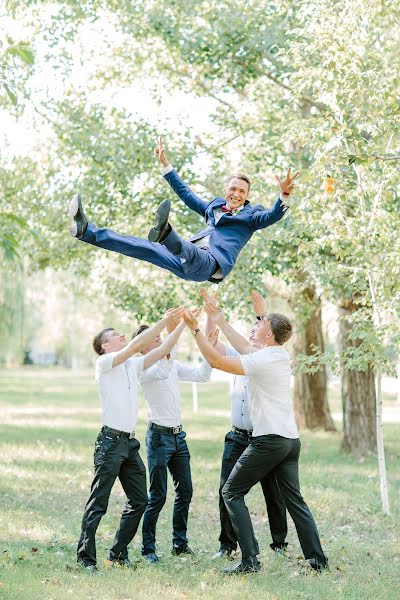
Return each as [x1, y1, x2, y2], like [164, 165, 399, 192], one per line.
[1, 0, 399, 377]
[0, 38, 34, 106]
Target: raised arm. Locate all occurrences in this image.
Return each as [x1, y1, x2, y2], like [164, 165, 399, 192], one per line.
[143, 320, 186, 370]
[200, 288, 252, 355]
[183, 311, 244, 376]
[112, 307, 182, 368]
[204, 292, 225, 355]
[251, 168, 299, 231]
[251, 290, 266, 319]
[155, 136, 207, 217]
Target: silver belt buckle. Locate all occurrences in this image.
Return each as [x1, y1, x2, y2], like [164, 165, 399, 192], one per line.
[129, 431, 135, 439]
[172, 426, 181, 434]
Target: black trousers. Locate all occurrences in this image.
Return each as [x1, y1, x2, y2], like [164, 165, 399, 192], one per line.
[222, 435, 327, 564]
[219, 430, 288, 552]
[77, 428, 148, 566]
[141, 427, 192, 554]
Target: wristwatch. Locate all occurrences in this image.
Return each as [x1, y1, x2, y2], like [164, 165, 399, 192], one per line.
[192, 328, 201, 337]
[256, 314, 266, 321]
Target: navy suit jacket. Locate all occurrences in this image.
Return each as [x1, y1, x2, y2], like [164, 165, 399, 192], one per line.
[164, 169, 287, 279]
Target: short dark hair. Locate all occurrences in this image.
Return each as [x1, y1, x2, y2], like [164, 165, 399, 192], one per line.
[266, 313, 292, 345]
[227, 173, 251, 192]
[131, 324, 149, 340]
[93, 328, 114, 356]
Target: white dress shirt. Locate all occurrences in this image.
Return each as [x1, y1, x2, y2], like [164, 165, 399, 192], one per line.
[225, 346, 253, 431]
[139, 353, 212, 427]
[240, 346, 299, 439]
[95, 353, 144, 432]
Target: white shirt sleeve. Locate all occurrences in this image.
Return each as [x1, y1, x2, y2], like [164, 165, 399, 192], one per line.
[128, 356, 145, 378]
[95, 353, 116, 381]
[139, 356, 174, 382]
[225, 345, 240, 358]
[240, 349, 265, 376]
[162, 164, 174, 176]
[176, 360, 213, 382]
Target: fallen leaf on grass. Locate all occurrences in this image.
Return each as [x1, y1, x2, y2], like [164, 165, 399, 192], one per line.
[103, 559, 113, 569]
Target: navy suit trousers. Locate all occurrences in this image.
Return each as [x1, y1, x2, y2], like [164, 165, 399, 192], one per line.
[141, 428, 193, 554]
[82, 223, 218, 283]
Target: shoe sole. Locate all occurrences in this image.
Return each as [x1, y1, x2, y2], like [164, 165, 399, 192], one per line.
[69, 194, 80, 237]
[148, 199, 171, 242]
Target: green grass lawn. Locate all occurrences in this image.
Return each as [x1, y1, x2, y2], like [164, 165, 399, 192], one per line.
[0, 367, 399, 600]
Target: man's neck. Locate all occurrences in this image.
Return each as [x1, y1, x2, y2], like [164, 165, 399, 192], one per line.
[263, 341, 281, 348]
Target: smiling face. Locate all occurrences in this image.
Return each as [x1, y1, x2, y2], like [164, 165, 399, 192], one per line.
[224, 176, 250, 210]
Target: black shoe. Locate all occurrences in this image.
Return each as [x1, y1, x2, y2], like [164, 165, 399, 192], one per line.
[211, 548, 236, 560]
[78, 560, 97, 573]
[223, 556, 261, 575]
[148, 199, 171, 243]
[69, 193, 88, 239]
[308, 557, 329, 572]
[270, 542, 288, 555]
[109, 557, 133, 567]
[171, 545, 194, 556]
[143, 552, 159, 564]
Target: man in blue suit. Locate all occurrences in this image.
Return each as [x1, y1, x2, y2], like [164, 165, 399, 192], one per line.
[69, 137, 298, 284]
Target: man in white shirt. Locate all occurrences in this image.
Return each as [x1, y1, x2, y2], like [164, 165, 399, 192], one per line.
[131, 322, 212, 563]
[204, 291, 288, 561]
[77, 307, 185, 571]
[184, 303, 328, 575]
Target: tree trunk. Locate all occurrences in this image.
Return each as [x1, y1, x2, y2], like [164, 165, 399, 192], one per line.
[339, 299, 376, 454]
[293, 288, 335, 431]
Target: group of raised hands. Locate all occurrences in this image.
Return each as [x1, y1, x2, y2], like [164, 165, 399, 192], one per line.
[165, 288, 267, 343]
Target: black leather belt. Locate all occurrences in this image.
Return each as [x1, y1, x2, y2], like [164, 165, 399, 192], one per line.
[149, 422, 183, 434]
[232, 426, 253, 438]
[103, 425, 135, 439]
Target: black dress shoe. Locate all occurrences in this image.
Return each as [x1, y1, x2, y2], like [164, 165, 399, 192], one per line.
[308, 557, 329, 571]
[171, 545, 194, 556]
[148, 199, 171, 243]
[270, 542, 288, 555]
[69, 193, 88, 238]
[109, 557, 133, 567]
[78, 560, 97, 572]
[143, 552, 159, 564]
[223, 556, 261, 575]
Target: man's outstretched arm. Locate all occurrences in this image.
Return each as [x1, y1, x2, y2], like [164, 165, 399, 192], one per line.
[183, 311, 244, 375]
[155, 136, 208, 217]
[251, 168, 299, 230]
[112, 307, 183, 368]
[143, 320, 186, 370]
[200, 288, 253, 355]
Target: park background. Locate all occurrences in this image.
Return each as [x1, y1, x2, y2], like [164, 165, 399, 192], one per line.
[0, 1, 399, 599]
